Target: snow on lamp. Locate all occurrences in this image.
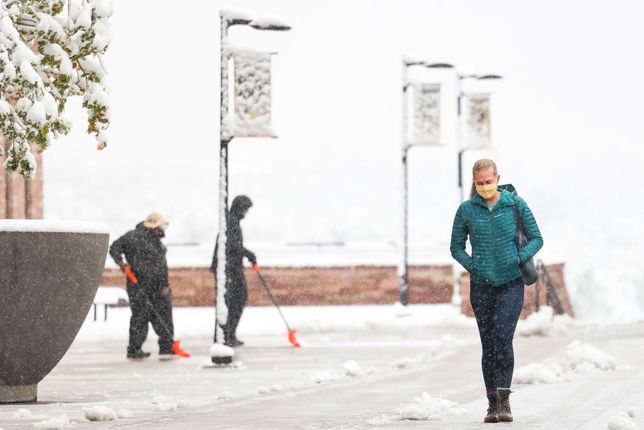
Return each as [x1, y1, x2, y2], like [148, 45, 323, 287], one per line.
[229, 49, 274, 138]
[410, 83, 442, 147]
[461, 93, 492, 149]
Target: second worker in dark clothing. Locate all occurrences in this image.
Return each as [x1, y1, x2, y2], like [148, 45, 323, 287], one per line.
[109, 213, 176, 359]
[211, 195, 256, 347]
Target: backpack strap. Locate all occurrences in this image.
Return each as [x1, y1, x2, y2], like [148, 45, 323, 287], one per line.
[511, 196, 523, 247]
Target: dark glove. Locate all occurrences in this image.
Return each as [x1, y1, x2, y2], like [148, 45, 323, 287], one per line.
[247, 251, 257, 265]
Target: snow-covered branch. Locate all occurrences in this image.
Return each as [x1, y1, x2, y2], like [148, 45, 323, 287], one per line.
[0, 0, 112, 178]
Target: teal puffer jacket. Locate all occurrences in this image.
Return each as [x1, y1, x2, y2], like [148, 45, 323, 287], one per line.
[450, 185, 543, 286]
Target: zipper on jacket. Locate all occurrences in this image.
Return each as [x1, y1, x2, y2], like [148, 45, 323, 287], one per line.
[489, 206, 497, 284]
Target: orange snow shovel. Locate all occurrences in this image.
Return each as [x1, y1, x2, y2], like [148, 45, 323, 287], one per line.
[124, 266, 191, 358]
[253, 264, 301, 348]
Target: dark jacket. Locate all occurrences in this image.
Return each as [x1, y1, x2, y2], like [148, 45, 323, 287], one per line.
[450, 185, 543, 286]
[211, 195, 256, 274]
[109, 222, 169, 293]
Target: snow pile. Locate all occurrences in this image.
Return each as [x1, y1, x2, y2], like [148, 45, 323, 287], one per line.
[312, 371, 342, 384]
[392, 354, 426, 369]
[31, 414, 72, 430]
[514, 362, 567, 384]
[313, 360, 374, 383]
[366, 415, 394, 425]
[83, 405, 118, 421]
[565, 340, 618, 372]
[151, 395, 191, 411]
[567, 253, 644, 325]
[343, 360, 374, 377]
[516, 340, 622, 385]
[210, 343, 235, 358]
[397, 393, 467, 421]
[217, 391, 241, 401]
[116, 409, 133, 418]
[256, 385, 283, 395]
[518, 306, 571, 337]
[607, 412, 639, 430]
[13, 408, 34, 418]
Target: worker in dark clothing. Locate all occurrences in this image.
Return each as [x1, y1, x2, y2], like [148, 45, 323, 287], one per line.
[211, 195, 256, 347]
[109, 213, 176, 360]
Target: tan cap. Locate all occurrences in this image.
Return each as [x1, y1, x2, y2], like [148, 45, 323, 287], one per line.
[143, 212, 169, 230]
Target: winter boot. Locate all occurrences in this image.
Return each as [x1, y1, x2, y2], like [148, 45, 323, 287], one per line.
[127, 349, 150, 360]
[484, 392, 499, 423]
[497, 389, 513, 422]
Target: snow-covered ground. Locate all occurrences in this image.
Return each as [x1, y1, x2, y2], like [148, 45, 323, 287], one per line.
[1, 304, 643, 429]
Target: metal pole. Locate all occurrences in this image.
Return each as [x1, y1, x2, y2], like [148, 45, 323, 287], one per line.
[456, 88, 464, 200]
[401, 145, 409, 306]
[215, 15, 231, 345]
[399, 61, 410, 306]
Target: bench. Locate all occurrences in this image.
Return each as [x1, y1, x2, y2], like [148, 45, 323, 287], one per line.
[92, 286, 129, 321]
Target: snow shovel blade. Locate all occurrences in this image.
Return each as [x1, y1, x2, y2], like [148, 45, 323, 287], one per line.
[254, 265, 302, 348]
[288, 329, 301, 348]
[172, 340, 191, 358]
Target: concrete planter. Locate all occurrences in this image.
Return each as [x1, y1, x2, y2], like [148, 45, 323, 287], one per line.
[0, 221, 109, 403]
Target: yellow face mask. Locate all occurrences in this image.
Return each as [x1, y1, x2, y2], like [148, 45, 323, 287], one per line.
[475, 183, 497, 199]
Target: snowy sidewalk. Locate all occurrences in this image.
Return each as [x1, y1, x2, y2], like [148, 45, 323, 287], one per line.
[0, 306, 643, 429]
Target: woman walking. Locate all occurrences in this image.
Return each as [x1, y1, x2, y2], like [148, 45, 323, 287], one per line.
[450, 159, 543, 423]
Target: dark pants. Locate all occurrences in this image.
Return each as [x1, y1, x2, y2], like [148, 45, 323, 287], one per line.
[221, 269, 248, 343]
[126, 284, 174, 353]
[470, 277, 524, 393]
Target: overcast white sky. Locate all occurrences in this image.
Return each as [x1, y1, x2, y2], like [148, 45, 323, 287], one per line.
[44, 0, 644, 258]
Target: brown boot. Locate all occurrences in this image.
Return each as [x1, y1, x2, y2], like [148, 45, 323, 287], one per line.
[497, 389, 513, 422]
[484, 393, 499, 423]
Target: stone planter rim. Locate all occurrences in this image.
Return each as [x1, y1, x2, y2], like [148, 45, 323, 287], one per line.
[0, 219, 109, 234]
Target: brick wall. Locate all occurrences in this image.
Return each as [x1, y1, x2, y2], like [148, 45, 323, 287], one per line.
[459, 263, 574, 319]
[101, 265, 456, 307]
[0, 140, 44, 219]
[102, 263, 573, 319]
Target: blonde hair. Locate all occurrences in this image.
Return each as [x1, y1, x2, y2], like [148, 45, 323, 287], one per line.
[470, 159, 498, 198]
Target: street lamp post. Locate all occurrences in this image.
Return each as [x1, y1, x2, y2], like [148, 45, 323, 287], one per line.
[399, 60, 454, 306]
[214, 11, 290, 364]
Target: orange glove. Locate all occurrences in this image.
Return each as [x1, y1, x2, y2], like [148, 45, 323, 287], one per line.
[124, 266, 138, 284]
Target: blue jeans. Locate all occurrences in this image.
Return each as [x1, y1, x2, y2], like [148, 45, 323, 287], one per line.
[470, 278, 524, 393]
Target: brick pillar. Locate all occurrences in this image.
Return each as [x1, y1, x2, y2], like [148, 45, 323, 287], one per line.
[6, 170, 26, 219]
[0, 140, 6, 218]
[26, 146, 43, 219]
[0, 139, 43, 220]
